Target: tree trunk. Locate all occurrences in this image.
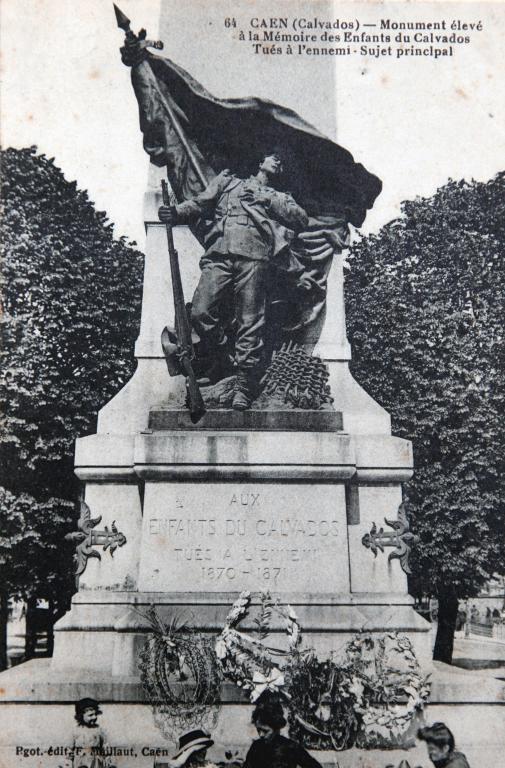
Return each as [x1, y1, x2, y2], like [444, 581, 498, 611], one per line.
[0, 591, 8, 671]
[433, 588, 459, 663]
[24, 595, 37, 660]
[46, 599, 55, 657]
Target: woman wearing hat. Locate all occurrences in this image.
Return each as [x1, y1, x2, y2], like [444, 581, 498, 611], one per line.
[168, 729, 216, 768]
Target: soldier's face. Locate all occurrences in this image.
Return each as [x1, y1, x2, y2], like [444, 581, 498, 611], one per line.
[259, 154, 283, 176]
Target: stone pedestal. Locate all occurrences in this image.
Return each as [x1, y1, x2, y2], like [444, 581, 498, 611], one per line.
[0, 396, 435, 765]
[47, 411, 430, 674]
[2, 654, 504, 768]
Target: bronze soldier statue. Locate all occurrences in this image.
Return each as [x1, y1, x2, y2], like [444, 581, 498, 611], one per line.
[117, 8, 381, 413]
[158, 150, 308, 410]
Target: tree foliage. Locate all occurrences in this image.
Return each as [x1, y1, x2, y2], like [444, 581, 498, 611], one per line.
[345, 173, 505, 660]
[0, 487, 74, 601]
[0, 147, 143, 617]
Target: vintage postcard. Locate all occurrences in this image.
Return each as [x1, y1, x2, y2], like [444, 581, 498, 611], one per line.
[1, 1, 504, 767]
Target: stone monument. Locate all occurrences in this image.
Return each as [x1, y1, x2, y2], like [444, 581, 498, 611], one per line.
[2, 2, 503, 766]
[52, 3, 429, 668]
[54, 0, 431, 736]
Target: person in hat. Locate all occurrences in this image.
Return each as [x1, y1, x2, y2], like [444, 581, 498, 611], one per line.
[71, 698, 113, 768]
[243, 696, 322, 768]
[168, 729, 216, 768]
[417, 722, 470, 768]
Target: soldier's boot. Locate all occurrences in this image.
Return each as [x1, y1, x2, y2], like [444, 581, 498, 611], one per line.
[197, 341, 236, 385]
[202, 353, 236, 385]
[232, 369, 256, 411]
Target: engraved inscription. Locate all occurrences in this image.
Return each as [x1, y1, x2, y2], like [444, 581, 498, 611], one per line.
[229, 492, 261, 506]
[140, 483, 349, 593]
[148, 514, 337, 584]
[149, 518, 217, 536]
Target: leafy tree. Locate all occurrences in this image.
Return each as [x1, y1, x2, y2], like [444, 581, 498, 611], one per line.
[0, 488, 74, 666]
[0, 147, 143, 667]
[345, 173, 505, 664]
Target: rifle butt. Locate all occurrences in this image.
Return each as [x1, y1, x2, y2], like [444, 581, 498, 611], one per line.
[180, 358, 206, 423]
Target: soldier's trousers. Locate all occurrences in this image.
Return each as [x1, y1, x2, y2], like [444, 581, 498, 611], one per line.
[191, 254, 268, 370]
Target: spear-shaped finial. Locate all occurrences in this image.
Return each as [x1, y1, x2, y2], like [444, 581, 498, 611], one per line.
[113, 3, 131, 32]
[114, 3, 164, 49]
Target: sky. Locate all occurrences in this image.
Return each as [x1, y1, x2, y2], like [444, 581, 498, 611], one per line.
[2, 0, 505, 248]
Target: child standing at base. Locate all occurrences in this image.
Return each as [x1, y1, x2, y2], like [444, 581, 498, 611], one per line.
[71, 698, 114, 768]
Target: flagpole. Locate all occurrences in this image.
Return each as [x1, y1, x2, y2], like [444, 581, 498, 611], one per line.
[114, 4, 206, 423]
[113, 3, 208, 189]
[143, 71, 208, 189]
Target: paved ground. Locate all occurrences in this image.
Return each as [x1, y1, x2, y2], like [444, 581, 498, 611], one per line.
[452, 634, 505, 675]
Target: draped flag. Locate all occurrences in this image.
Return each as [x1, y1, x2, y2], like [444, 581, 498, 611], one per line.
[119, 17, 382, 348]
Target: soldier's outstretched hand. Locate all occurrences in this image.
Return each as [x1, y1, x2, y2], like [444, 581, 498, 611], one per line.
[299, 225, 349, 259]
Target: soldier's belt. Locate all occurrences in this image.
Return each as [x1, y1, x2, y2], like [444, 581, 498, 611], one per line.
[226, 213, 250, 225]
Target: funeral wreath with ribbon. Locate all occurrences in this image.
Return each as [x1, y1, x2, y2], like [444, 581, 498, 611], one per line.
[215, 591, 430, 751]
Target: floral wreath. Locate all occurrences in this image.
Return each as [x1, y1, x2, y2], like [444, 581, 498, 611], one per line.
[344, 633, 431, 747]
[215, 590, 300, 702]
[138, 606, 221, 738]
[215, 592, 430, 750]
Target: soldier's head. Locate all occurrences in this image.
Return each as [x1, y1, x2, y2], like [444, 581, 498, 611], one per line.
[257, 147, 284, 178]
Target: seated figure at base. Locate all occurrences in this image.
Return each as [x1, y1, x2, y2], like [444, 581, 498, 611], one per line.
[160, 729, 215, 768]
[71, 697, 114, 768]
[417, 722, 471, 768]
[243, 696, 323, 768]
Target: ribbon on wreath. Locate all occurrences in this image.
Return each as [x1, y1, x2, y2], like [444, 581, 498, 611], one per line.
[250, 667, 286, 702]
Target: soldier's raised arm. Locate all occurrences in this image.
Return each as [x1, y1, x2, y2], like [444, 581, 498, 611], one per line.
[158, 169, 232, 225]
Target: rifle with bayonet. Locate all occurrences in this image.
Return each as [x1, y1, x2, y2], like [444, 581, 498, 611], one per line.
[160, 180, 205, 423]
[114, 3, 206, 423]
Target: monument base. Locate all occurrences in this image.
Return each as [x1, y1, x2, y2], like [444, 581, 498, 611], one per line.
[1, 658, 504, 767]
[49, 590, 432, 677]
[50, 419, 433, 688]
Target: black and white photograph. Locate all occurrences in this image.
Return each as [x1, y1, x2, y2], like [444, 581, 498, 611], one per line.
[1, 1, 504, 766]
